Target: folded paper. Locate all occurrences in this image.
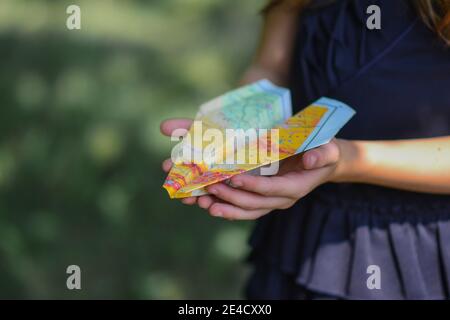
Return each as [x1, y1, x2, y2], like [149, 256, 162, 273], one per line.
[163, 79, 355, 199]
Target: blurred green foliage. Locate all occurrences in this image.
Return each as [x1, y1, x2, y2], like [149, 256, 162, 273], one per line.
[0, 0, 262, 299]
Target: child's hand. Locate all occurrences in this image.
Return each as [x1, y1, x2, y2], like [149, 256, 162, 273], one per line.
[161, 119, 350, 219]
[199, 140, 346, 220]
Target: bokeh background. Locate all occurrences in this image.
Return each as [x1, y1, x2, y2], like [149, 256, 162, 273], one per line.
[0, 0, 262, 299]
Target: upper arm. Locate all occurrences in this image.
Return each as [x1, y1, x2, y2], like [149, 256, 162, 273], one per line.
[252, 2, 306, 81]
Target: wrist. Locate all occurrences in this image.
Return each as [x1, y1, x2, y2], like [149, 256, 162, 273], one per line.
[239, 65, 287, 86]
[331, 139, 365, 183]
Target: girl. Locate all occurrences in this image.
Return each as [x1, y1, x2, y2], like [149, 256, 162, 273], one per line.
[161, 0, 450, 299]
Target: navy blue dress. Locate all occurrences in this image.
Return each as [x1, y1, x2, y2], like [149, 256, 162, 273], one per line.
[246, 0, 450, 299]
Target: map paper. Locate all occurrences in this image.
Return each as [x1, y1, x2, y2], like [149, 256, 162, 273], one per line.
[163, 80, 355, 199]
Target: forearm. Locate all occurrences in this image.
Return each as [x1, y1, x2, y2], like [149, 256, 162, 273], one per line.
[240, 1, 308, 86]
[335, 137, 450, 194]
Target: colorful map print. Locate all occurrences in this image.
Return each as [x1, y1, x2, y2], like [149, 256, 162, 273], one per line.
[163, 80, 355, 199]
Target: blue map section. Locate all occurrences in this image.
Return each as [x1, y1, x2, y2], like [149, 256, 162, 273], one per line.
[215, 79, 292, 129]
[257, 79, 292, 120]
[296, 97, 356, 154]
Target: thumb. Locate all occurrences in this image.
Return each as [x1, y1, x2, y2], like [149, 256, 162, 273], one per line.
[302, 139, 340, 170]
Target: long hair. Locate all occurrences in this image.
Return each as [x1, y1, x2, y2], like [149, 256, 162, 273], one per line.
[417, 0, 450, 44]
[263, 0, 450, 45]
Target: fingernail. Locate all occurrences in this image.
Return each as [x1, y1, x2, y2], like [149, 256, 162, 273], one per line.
[232, 180, 243, 187]
[212, 211, 222, 217]
[209, 188, 218, 195]
[307, 155, 317, 168]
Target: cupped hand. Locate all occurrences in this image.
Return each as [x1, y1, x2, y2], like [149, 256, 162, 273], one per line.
[161, 118, 347, 220]
[201, 140, 345, 220]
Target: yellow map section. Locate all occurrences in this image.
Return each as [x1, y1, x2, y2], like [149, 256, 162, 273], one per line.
[163, 105, 327, 199]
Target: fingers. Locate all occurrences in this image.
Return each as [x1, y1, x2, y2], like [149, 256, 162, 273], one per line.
[206, 183, 290, 210]
[181, 197, 197, 205]
[230, 174, 297, 198]
[209, 202, 268, 220]
[160, 118, 193, 137]
[197, 195, 216, 210]
[161, 119, 192, 172]
[162, 158, 173, 172]
[182, 195, 218, 208]
[302, 140, 340, 170]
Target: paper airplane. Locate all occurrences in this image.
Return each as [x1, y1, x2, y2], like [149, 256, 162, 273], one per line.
[163, 79, 355, 198]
